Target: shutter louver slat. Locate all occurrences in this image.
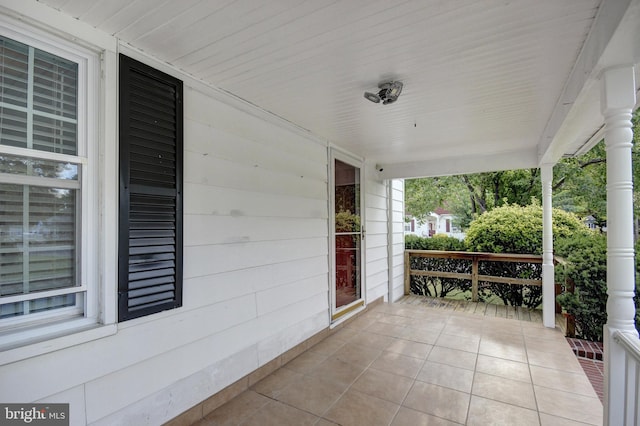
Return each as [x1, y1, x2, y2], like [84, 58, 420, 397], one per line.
[119, 55, 182, 321]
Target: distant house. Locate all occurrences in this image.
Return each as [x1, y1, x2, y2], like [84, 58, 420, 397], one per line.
[584, 215, 598, 230]
[405, 208, 465, 240]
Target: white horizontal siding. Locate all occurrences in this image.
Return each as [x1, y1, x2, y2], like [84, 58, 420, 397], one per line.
[184, 184, 327, 219]
[365, 172, 389, 304]
[184, 216, 326, 246]
[390, 179, 405, 302]
[184, 238, 328, 278]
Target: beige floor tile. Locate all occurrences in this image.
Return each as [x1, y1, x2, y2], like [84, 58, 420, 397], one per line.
[539, 413, 596, 425]
[379, 313, 414, 326]
[370, 350, 425, 378]
[242, 400, 318, 426]
[251, 367, 304, 398]
[478, 339, 527, 363]
[350, 332, 397, 349]
[481, 328, 524, 344]
[400, 326, 441, 345]
[442, 323, 484, 338]
[427, 346, 477, 371]
[323, 389, 400, 426]
[308, 336, 347, 356]
[308, 356, 366, 389]
[343, 315, 377, 330]
[526, 349, 583, 374]
[314, 419, 340, 426]
[332, 342, 382, 366]
[203, 391, 271, 426]
[330, 327, 360, 341]
[412, 318, 448, 332]
[475, 354, 531, 383]
[524, 336, 573, 354]
[435, 333, 480, 353]
[530, 365, 597, 397]
[387, 338, 433, 359]
[522, 326, 566, 339]
[466, 395, 539, 426]
[390, 407, 460, 426]
[471, 372, 536, 410]
[284, 350, 328, 374]
[368, 321, 407, 337]
[482, 318, 523, 334]
[403, 381, 470, 424]
[351, 368, 414, 404]
[276, 375, 344, 416]
[535, 385, 603, 425]
[417, 361, 474, 393]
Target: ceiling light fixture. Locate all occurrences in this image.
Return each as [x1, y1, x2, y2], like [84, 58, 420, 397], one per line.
[364, 81, 403, 105]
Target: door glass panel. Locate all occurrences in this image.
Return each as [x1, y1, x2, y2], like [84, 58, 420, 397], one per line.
[334, 159, 361, 309]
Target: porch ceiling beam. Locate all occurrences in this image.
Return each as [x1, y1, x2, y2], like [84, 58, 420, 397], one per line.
[539, 0, 639, 164]
[375, 147, 538, 180]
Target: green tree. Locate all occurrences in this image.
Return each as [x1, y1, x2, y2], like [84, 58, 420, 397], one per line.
[555, 234, 608, 341]
[465, 203, 590, 308]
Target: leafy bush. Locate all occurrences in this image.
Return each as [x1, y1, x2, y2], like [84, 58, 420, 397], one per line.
[555, 234, 607, 341]
[635, 239, 640, 333]
[405, 234, 465, 251]
[465, 203, 590, 308]
[405, 235, 468, 298]
[465, 202, 589, 254]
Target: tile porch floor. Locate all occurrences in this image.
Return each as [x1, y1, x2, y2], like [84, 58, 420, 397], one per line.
[193, 299, 602, 425]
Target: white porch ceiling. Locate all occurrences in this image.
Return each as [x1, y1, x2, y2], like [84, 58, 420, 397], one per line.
[34, 0, 640, 178]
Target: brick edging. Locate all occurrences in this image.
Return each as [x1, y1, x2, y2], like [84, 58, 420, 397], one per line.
[566, 337, 603, 361]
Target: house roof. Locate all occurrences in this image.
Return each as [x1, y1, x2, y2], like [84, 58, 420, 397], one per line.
[34, 0, 640, 178]
[433, 208, 451, 216]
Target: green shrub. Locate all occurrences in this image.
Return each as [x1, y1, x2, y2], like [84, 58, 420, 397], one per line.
[465, 203, 590, 308]
[635, 239, 640, 333]
[405, 234, 465, 251]
[465, 203, 589, 254]
[555, 234, 607, 341]
[405, 235, 468, 298]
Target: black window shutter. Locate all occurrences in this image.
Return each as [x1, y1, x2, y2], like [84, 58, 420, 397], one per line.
[118, 55, 183, 322]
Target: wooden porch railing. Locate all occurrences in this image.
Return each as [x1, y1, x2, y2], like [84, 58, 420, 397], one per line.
[404, 250, 546, 302]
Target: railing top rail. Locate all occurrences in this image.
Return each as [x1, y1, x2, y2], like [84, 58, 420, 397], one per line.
[613, 330, 640, 364]
[405, 250, 544, 263]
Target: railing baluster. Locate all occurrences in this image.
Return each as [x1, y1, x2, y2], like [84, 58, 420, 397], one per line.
[612, 330, 640, 426]
[471, 256, 478, 302]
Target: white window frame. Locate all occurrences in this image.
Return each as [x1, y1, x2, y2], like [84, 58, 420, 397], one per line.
[0, 18, 103, 351]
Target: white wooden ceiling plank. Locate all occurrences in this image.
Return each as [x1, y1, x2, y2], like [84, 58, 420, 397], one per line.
[96, 0, 182, 36]
[197, 0, 440, 83]
[113, 0, 221, 40]
[37, 0, 74, 10]
[168, 0, 312, 64]
[225, 5, 596, 112]
[188, 0, 384, 77]
[78, 0, 139, 27]
[175, 0, 337, 71]
[52, 0, 95, 18]
[110, 0, 235, 40]
[137, 0, 276, 61]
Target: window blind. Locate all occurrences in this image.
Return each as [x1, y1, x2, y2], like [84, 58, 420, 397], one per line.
[0, 35, 80, 320]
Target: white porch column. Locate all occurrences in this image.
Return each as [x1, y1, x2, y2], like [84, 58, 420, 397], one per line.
[601, 65, 638, 426]
[541, 164, 555, 328]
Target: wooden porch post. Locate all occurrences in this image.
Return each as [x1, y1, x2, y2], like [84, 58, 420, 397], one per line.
[541, 164, 555, 328]
[601, 65, 638, 426]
